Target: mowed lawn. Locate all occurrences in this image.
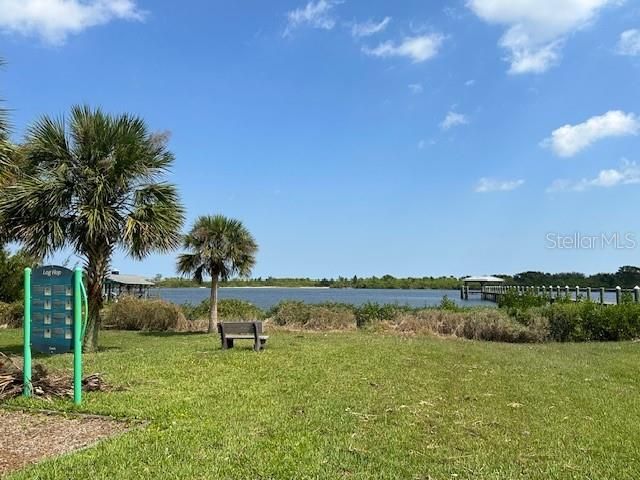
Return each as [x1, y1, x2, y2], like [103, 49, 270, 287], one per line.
[1, 329, 639, 479]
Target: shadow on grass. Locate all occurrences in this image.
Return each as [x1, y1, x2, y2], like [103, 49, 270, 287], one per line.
[1, 345, 122, 355]
[138, 331, 209, 338]
[0, 345, 54, 358]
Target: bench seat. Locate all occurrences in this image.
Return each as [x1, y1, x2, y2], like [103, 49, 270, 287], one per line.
[225, 334, 269, 340]
[218, 321, 268, 351]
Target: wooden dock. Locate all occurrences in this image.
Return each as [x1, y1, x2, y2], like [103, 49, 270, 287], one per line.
[460, 284, 639, 306]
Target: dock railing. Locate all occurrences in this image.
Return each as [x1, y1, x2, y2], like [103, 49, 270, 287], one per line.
[466, 284, 640, 305]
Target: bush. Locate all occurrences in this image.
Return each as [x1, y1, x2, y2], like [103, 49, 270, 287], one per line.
[0, 301, 24, 328]
[104, 297, 188, 331]
[381, 308, 549, 343]
[181, 298, 264, 321]
[354, 302, 413, 328]
[268, 300, 548, 342]
[269, 301, 356, 330]
[498, 291, 549, 310]
[438, 295, 460, 311]
[540, 301, 640, 341]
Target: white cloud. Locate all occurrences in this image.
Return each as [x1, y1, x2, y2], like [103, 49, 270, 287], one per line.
[475, 177, 525, 193]
[543, 110, 640, 157]
[465, 79, 476, 86]
[507, 40, 563, 74]
[0, 0, 143, 44]
[617, 29, 640, 56]
[284, 0, 341, 37]
[467, 0, 620, 74]
[440, 111, 469, 130]
[351, 16, 391, 38]
[408, 83, 423, 94]
[362, 34, 445, 63]
[548, 161, 640, 192]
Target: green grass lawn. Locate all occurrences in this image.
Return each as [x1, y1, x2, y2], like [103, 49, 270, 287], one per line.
[1, 329, 639, 479]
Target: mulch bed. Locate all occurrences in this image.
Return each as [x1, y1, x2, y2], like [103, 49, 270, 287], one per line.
[0, 409, 136, 475]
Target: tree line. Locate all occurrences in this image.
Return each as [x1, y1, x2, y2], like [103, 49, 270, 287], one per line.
[496, 266, 640, 289]
[152, 267, 640, 290]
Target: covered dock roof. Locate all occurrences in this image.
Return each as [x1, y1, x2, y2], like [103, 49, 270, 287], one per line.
[105, 273, 155, 286]
[462, 275, 505, 284]
[104, 272, 155, 300]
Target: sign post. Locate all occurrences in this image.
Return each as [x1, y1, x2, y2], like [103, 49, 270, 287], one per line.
[23, 267, 32, 398]
[73, 267, 83, 405]
[23, 265, 87, 405]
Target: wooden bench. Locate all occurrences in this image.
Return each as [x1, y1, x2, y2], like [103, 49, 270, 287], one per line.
[218, 321, 268, 351]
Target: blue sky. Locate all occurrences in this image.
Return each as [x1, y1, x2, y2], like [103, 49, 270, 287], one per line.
[1, 0, 640, 278]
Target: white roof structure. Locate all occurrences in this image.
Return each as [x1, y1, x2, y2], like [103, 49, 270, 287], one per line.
[105, 273, 155, 286]
[462, 275, 505, 284]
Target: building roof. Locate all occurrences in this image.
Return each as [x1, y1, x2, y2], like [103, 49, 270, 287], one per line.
[106, 273, 155, 286]
[462, 275, 505, 284]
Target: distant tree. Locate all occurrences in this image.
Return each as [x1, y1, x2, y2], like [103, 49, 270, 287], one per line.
[589, 272, 615, 288]
[0, 248, 39, 302]
[615, 266, 640, 288]
[177, 215, 258, 333]
[0, 106, 184, 350]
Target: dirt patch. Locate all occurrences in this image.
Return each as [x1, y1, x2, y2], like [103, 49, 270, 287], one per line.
[0, 410, 135, 476]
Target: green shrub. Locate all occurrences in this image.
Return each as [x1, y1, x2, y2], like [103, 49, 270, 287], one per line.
[181, 298, 264, 321]
[539, 301, 640, 341]
[621, 291, 634, 304]
[354, 302, 412, 328]
[269, 301, 355, 330]
[104, 297, 188, 331]
[438, 295, 460, 311]
[498, 290, 549, 310]
[0, 301, 24, 328]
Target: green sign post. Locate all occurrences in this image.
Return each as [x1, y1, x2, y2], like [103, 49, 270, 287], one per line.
[23, 266, 88, 405]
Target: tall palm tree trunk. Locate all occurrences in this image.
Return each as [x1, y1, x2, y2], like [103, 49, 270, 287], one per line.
[83, 251, 108, 351]
[209, 274, 219, 333]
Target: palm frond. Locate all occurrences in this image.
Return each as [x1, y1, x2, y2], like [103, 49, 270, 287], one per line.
[123, 183, 185, 259]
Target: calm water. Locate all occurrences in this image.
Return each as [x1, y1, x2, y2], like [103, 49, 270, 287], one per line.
[155, 287, 495, 310]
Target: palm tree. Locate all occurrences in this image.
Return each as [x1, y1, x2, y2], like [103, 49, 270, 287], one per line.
[177, 215, 258, 333]
[0, 105, 185, 350]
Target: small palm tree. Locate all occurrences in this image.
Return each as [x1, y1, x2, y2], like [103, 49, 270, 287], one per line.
[177, 215, 258, 333]
[0, 105, 185, 350]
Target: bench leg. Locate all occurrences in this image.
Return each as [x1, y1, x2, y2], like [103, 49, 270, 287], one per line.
[253, 340, 261, 352]
[225, 338, 234, 349]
